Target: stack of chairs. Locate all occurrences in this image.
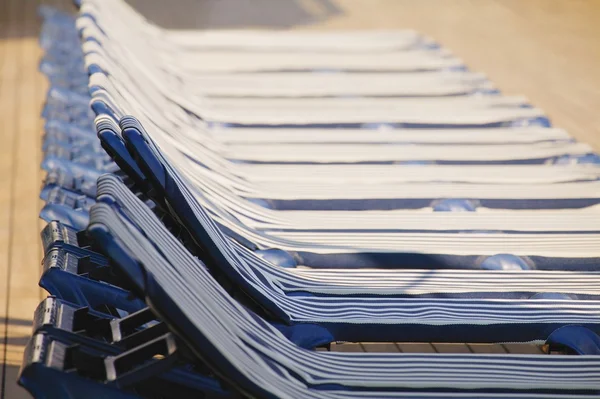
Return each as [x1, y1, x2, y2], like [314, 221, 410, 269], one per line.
[20, 1, 600, 397]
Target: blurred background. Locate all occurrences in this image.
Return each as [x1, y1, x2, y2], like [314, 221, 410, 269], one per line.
[0, 0, 599, 397]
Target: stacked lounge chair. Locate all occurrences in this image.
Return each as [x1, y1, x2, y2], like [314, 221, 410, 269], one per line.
[19, 2, 600, 398]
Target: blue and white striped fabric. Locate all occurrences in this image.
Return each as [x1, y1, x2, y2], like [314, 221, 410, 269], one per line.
[101, 116, 600, 270]
[87, 202, 600, 397]
[94, 172, 600, 344]
[83, 62, 600, 264]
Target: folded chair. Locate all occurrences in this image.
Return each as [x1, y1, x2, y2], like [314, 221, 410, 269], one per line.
[84, 74, 595, 179]
[75, 12, 485, 89]
[20, 294, 599, 399]
[20, 204, 600, 398]
[96, 171, 600, 298]
[88, 119, 600, 272]
[74, 18, 490, 99]
[101, 116, 600, 270]
[51, 20, 555, 142]
[79, 24, 592, 167]
[88, 88, 586, 164]
[95, 115, 600, 188]
[20, 297, 230, 398]
[75, 37, 591, 168]
[75, 9, 552, 122]
[80, 201, 600, 397]
[47, 28, 596, 262]
[83, 52, 543, 129]
[87, 173, 600, 344]
[86, 89, 600, 209]
[87, 85, 591, 170]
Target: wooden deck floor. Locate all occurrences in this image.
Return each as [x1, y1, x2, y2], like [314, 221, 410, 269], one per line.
[1, 0, 599, 397]
[1, 0, 49, 397]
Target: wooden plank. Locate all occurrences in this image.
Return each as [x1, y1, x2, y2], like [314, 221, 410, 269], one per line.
[1, 0, 68, 396]
[6, 0, 44, 327]
[432, 343, 473, 353]
[395, 343, 437, 353]
[0, 0, 24, 396]
[503, 343, 546, 355]
[360, 343, 401, 353]
[330, 342, 365, 352]
[327, 342, 551, 354]
[468, 343, 508, 354]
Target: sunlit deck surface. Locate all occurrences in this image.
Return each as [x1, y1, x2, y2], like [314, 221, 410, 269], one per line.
[1, 0, 599, 397]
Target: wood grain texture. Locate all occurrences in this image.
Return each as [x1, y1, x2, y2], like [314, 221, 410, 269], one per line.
[0, 0, 56, 396]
